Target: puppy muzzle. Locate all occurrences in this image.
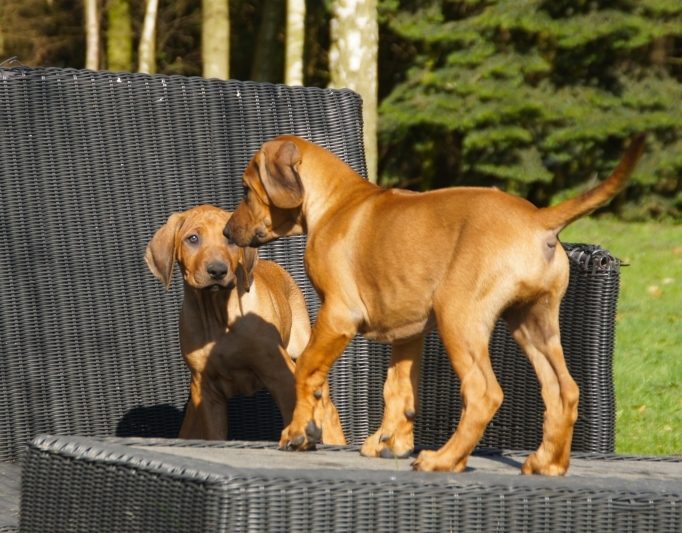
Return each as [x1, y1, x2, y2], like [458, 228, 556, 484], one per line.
[223, 221, 267, 248]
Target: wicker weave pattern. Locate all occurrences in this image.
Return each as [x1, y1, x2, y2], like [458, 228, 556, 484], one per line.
[20, 437, 682, 533]
[1, 67, 618, 463]
[0, 67, 366, 459]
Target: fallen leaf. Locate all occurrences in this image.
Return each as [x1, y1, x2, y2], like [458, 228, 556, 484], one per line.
[637, 405, 647, 412]
[661, 425, 673, 433]
[647, 285, 662, 297]
[662, 278, 675, 284]
[673, 246, 682, 256]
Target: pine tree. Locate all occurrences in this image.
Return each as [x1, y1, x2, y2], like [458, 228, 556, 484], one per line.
[379, 0, 682, 219]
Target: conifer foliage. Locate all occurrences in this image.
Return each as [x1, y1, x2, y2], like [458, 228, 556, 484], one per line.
[378, 0, 682, 219]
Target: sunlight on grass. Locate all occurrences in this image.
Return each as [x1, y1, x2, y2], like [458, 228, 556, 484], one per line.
[561, 218, 682, 456]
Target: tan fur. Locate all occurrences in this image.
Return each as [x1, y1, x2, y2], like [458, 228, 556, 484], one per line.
[145, 204, 346, 444]
[224, 134, 645, 474]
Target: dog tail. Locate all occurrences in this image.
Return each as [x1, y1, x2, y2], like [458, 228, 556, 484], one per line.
[537, 133, 646, 233]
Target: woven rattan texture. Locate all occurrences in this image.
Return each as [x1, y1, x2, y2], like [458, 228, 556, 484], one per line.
[0, 67, 365, 459]
[20, 437, 682, 533]
[1, 67, 618, 462]
[0, 461, 20, 533]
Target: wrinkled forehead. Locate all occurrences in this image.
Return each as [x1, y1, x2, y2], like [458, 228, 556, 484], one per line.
[180, 207, 231, 235]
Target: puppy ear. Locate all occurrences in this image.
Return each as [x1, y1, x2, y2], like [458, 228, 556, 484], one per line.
[144, 213, 184, 290]
[239, 246, 259, 293]
[260, 140, 304, 209]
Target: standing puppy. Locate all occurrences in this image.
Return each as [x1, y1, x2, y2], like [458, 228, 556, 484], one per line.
[145, 205, 346, 444]
[224, 134, 645, 475]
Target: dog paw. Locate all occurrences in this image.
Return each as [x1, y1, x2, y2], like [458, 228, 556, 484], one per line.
[277, 421, 320, 452]
[305, 420, 322, 442]
[521, 453, 567, 476]
[411, 450, 467, 472]
[360, 429, 413, 459]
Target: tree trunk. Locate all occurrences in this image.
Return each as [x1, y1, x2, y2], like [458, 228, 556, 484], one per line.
[202, 0, 230, 79]
[138, 0, 159, 74]
[251, 0, 285, 83]
[328, 0, 378, 183]
[284, 0, 305, 85]
[0, 0, 4, 59]
[84, 0, 99, 70]
[107, 0, 132, 72]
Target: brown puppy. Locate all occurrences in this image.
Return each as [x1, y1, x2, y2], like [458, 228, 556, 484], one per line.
[224, 134, 646, 475]
[145, 204, 346, 444]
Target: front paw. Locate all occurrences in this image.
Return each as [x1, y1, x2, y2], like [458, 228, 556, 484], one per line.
[278, 420, 321, 451]
[521, 452, 568, 476]
[411, 449, 467, 472]
[360, 430, 413, 459]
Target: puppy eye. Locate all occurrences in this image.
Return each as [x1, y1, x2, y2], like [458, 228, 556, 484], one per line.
[243, 185, 250, 196]
[187, 234, 199, 244]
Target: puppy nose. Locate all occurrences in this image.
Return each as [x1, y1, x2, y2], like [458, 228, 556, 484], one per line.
[206, 261, 228, 280]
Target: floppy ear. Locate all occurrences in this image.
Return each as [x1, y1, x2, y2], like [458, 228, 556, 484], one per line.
[144, 212, 184, 290]
[260, 140, 304, 209]
[239, 246, 259, 293]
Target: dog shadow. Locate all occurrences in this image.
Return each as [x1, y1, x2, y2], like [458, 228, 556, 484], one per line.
[116, 403, 185, 438]
[116, 313, 290, 441]
[115, 391, 285, 441]
[207, 312, 290, 442]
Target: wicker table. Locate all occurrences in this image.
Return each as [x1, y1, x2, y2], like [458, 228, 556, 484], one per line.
[20, 436, 682, 533]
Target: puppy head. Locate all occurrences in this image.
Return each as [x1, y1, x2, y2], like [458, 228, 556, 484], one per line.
[224, 136, 304, 247]
[145, 205, 259, 292]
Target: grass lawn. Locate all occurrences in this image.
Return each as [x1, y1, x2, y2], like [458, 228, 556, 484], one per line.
[561, 218, 682, 456]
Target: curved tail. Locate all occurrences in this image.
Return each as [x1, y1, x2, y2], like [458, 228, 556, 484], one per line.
[537, 133, 646, 233]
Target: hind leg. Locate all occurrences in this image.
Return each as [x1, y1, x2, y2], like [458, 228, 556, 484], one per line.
[361, 335, 424, 459]
[412, 306, 503, 472]
[504, 299, 579, 476]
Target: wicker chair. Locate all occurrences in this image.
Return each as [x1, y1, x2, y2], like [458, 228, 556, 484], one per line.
[0, 66, 620, 459]
[0, 66, 635, 532]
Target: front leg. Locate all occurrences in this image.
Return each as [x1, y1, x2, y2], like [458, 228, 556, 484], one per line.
[279, 303, 356, 451]
[178, 388, 203, 439]
[253, 345, 298, 427]
[361, 335, 424, 459]
[189, 374, 228, 440]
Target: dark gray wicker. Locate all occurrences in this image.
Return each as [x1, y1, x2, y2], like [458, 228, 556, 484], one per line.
[0, 66, 621, 463]
[20, 436, 682, 533]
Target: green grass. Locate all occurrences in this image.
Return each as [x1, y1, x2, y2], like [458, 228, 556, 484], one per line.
[561, 218, 682, 456]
